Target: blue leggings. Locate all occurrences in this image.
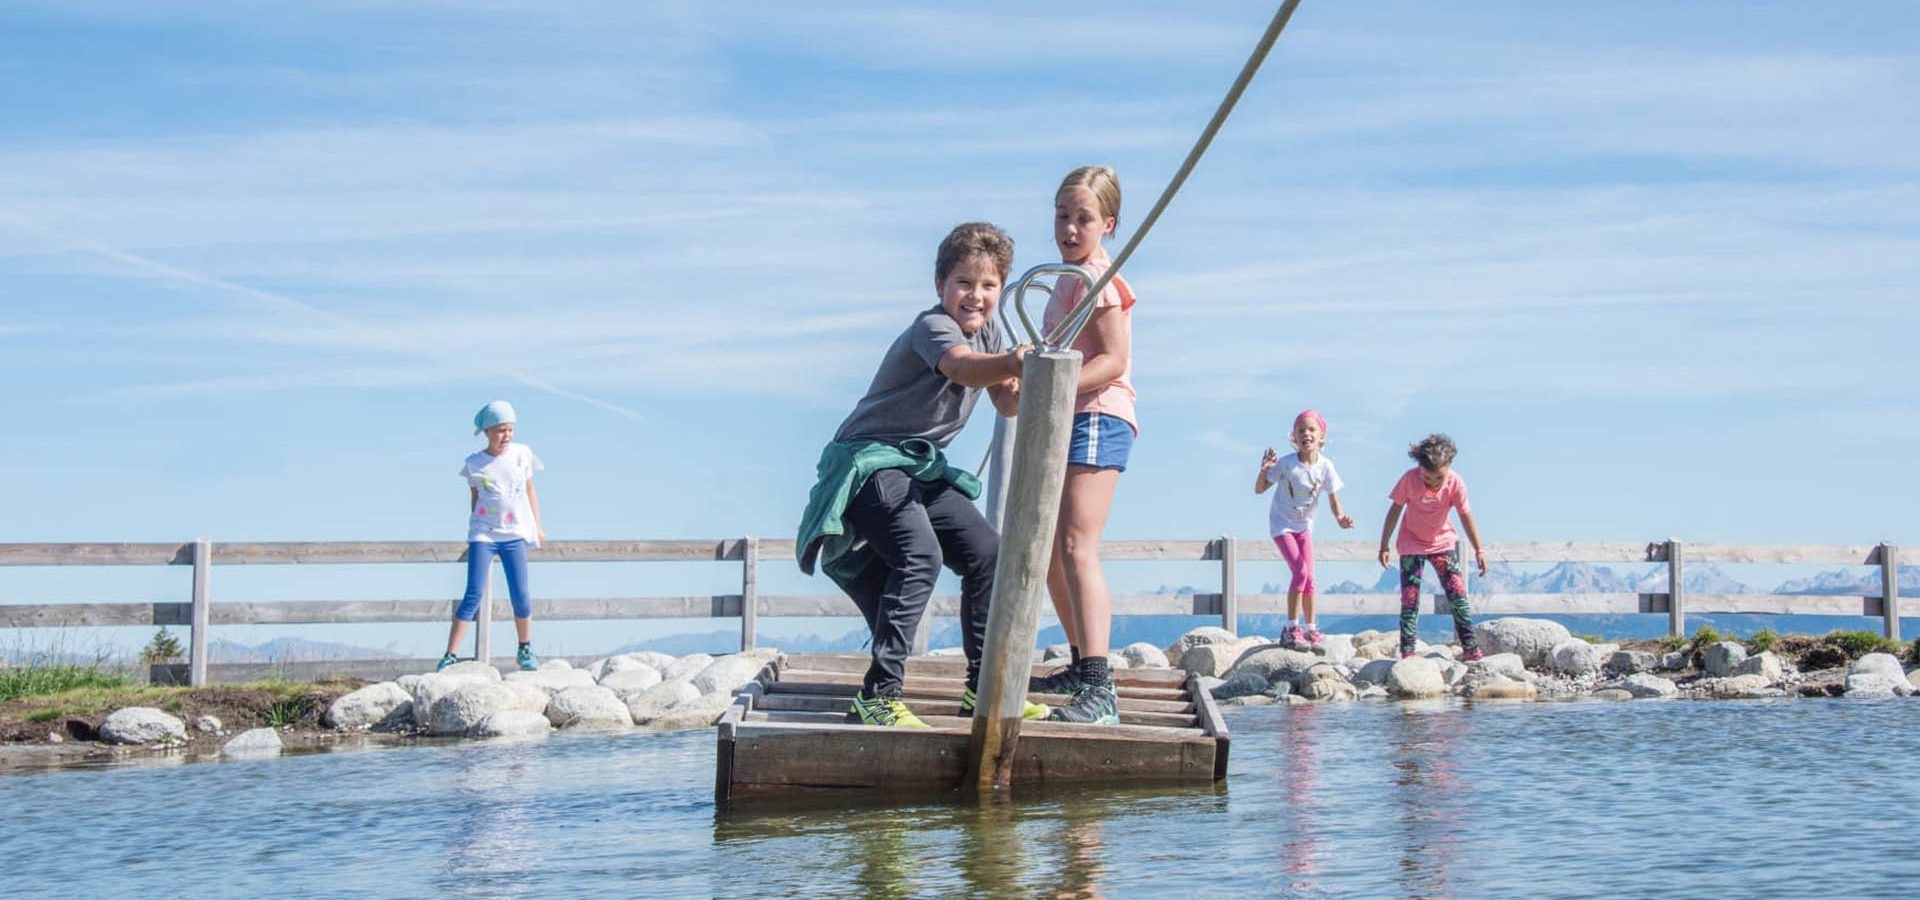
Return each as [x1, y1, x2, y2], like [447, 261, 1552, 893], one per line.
[456, 539, 531, 621]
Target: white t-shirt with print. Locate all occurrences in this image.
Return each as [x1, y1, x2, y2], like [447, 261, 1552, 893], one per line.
[462, 443, 544, 544]
[1267, 451, 1343, 536]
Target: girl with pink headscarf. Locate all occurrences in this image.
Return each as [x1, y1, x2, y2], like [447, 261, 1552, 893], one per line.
[1254, 410, 1354, 650]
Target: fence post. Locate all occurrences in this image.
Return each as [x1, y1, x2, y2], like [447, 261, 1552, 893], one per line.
[1219, 535, 1238, 636]
[741, 535, 759, 651]
[189, 537, 211, 687]
[475, 562, 493, 665]
[1881, 542, 1900, 641]
[1667, 538, 1685, 638]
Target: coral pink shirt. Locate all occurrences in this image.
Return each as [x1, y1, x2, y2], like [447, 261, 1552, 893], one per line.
[1043, 256, 1137, 430]
[1390, 468, 1470, 556]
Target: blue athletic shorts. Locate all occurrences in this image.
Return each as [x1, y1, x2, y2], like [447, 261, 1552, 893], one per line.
[1066, 412, 1134, 471]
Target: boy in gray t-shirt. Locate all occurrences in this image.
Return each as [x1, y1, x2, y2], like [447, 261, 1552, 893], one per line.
[806, 222, 1037, 728]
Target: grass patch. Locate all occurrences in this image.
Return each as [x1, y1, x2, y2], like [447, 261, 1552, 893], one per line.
[0, 665, 133, 703]
[1746, 628, 1778, 654]
[260, 696, 313, 728]
[1656, 634, 1685, 653]
[1826, 630, 1901, 659]
[24, 708, 62, 724]
[1571, 633, 1605, 645]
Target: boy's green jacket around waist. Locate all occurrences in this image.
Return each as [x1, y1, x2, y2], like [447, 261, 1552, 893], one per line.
[796, 438, 981, 581]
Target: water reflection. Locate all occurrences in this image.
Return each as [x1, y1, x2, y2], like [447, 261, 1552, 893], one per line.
[1277, 702, 1325, 893]
[436, 744, 544, 899]
[1389, 706, 1468, 899]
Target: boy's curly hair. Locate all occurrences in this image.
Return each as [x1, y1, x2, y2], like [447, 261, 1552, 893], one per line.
[1408, 433, 1457, 471]
[934, 222, 1014, 285]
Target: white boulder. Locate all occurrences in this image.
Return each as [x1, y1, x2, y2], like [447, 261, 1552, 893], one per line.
[623, 651, 678, 671]
[1164, 627, 1239, 668]
[1352, 659, 1397, 688]
[502, 668, 595, 696]
[221, 727, 284, 757]
[1468, 652, 1529, 682]
[598, 666, 664, 698]
[193, 715, 222, 734]
[662, 653, 714, 681]
[1472, 618, 1573, 668]
[1549, 640, 1604, 677]
[545, 686, 632, 729]
[1387, 657, 1447, 699]
[471, 710, 552, 739]
[1117, 642, 1171, 669]
[436, 660, 502, 681]
[692, 655, 768, 695]
[1844, 673, 1910, 699]
[539, 658, 573, 671]
[325, 682, 414, 731]
[625, 680, 702, 723]
[1210, 670, 1269, 700]
[1851, 653, 1906, 680]
[1617, 673, 1678, 699]
[426, 682, 521, 735]
[1703, 642, 1748, 678]
[1736, 652, 1785, 683]
[1605, 650, 1657, 676]
[99, 707, 187, 745]
[642, 690, 738, 731]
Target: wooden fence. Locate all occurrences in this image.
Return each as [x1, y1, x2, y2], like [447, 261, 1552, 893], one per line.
[0, 538, 1906, 686]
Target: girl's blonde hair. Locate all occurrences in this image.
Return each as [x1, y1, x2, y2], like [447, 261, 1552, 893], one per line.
[1056, 165, 1122, 234]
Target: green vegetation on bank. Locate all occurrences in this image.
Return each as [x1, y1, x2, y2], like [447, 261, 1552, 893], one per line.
[0, 665, 134, 703]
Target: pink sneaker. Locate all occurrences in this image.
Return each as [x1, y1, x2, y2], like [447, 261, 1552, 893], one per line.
[1400, 650, 1415, 659]
[1279, 624, 1303, 650]
[1461, 647, 1485, 662]
[1305, 625, 1325, 649]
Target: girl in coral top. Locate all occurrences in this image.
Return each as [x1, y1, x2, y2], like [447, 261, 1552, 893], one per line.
[1029, 165, 1137, 725]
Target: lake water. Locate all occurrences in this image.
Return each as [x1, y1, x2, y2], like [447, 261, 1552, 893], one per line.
[5, 698, 1917, 898]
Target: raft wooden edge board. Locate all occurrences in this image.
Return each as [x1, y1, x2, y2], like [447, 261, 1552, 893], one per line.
[716, 654, 1226, 802]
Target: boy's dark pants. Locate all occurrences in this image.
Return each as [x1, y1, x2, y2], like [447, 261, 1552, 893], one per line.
[834, 468, 996, 698]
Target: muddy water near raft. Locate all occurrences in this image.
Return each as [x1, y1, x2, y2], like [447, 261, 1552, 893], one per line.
[3, 698, 1917, 898]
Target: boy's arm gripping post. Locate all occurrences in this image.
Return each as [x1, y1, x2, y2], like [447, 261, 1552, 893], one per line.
[938, 344, 1029, 389]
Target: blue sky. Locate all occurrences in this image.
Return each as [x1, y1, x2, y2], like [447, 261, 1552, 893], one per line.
[3, 2, 1916, 655]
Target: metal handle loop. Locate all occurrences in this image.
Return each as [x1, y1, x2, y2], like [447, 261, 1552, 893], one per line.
[1001, 262, 1094, 351]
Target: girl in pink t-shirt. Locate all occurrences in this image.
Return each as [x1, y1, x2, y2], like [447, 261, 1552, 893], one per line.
[1377, 433, 1486, 659]
[1030, 165, 1136, 726]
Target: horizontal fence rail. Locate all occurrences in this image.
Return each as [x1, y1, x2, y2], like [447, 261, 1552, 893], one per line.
[0, 538, 1906, 686]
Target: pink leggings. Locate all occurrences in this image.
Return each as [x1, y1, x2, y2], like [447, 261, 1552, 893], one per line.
[1273, 531, 1315, 596]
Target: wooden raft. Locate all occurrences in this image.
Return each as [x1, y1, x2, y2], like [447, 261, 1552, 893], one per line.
[714, 653, 1229, 802]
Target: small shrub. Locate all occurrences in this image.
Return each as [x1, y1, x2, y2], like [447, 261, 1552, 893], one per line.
[1905, 639, 1920, 669]
[1747, 628, 1778, 654]
[1826, 630, 1900, 660]
[1656, 634, 1685, 653]
[1684, 625, 1725, 667]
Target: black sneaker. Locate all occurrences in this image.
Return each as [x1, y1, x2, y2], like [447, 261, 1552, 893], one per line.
[1027, 665, 1085, 696]
[1046, 683, 1119, 725]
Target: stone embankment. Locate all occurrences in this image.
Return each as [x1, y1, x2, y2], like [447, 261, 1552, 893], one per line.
[68, 618, 1919, 761]
[1158, 618, 1920, 706]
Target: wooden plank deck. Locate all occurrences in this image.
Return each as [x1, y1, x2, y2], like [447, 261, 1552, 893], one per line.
[715, 654, 1229, 802]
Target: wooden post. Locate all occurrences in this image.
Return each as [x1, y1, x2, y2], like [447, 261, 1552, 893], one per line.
[475, 563, 492, 665]
[1880, 542, 1899, 641]
[1667, 538, 1685, 638]
[741, 535, 759, 651]
[189, 537, 211, 687]
[1219, 535, 1238, 635]
[968, 350, 1080, 793]
[985, 414, 1016, 532]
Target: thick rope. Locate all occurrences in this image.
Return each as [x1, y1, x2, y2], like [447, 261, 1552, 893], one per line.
[1045, 0, 1304, 348]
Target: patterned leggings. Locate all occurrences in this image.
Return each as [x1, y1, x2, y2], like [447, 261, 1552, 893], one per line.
[1398, 547, 1478, 654]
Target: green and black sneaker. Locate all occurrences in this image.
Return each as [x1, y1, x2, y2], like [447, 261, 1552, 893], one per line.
[958, 686, 1048, 720]
[1026, 665, 1085, 697]
[847, 692, 931, 729]
[1046, 683, 1119, 725]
